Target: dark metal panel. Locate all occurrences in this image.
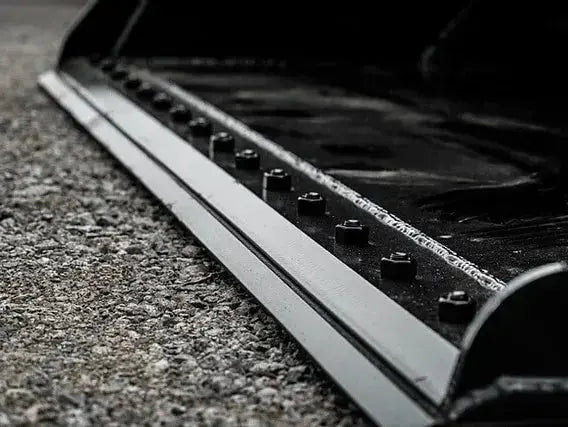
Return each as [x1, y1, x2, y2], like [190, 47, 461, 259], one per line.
[450, 262, 568, 400]
[57, 0, 140, 63]
[142, 71, 505, 293]
[39, 71, 437, 426]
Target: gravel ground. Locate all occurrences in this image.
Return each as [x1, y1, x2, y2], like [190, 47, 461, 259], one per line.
[0, 3, 367, 426]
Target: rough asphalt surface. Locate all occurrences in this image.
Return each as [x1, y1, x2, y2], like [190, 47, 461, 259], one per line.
[0, 2, 367, 425]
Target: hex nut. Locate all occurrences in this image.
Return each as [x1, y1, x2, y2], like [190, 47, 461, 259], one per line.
[110, 66, 128, 81]
[235, 149, 260, 169]
[297, 192, 326, 216]
[189, 117, 213, 137]
[380, 252, 417, 281]
[124, 74, 142, 90]
[335, 219, 369, 246]
[263, 168, 292, 191]
[100, 58, 116, 73]
[438, 291, 477, 323]
[136, 83, 156, 101]
[152, 93, 173, 111]
[210, 132, 235, 152]
[170, 104, 192, 123]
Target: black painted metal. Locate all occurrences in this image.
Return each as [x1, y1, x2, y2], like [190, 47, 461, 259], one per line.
[448, 263, 568, 401]
[444, 263, 568, 423]
[58, 0, 140, 61]
[159, 65, 568, 286]
[450, 376, 568, 423]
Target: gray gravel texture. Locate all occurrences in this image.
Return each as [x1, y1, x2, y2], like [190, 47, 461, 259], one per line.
[0, 3, 368, 426]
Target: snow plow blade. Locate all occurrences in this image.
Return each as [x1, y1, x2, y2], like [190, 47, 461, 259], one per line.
[40, 1, 568, 425]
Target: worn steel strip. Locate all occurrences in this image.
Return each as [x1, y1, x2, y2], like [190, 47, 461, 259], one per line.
[146, 73, 505, 293]
[60, 68, 459, 406]
[39, 70, 436, 427]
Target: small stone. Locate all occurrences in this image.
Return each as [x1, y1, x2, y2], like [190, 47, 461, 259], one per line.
[1, 217, 15, 228]
[171, 404, 186, 415]
[210, 376, 231, 393]
[96, 215, 116, 227]
[257, 387, 278, 401]
[153, 359, 169, 373]
[250, 361, 286, 375]
[181, 244, 200, 258]
[125, 244, 144, 254]
[0, 413, 11, 426]
[57, 393, 81, 408]
[5, 388, 34, 406]
[0, 209, 13, 221]
[92, 345, 110, 355]
[287, 365, 306, 381]
[24, 403, 54, 424]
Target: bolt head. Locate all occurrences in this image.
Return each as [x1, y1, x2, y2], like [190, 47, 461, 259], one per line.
[448, 290, 468, 302]
[152, 93, 173, 111]
[380, 253, 417, 281]
[100, 58, 116, 73]
[335, 219, 369, 246]
[110, 66, 128, 81]
[136, 83, 156, 101]
[235, 149, 260, 169]
[124, 74, 142, 90]
[298, 192, 326, 216]
[189, 117, 213, 137]
[391, 252, 411, 261]
[170, 104, 192, 123]
[210, 132, 235, 152]
[263, 169, 292, 191]
[438, 291, 477, 323]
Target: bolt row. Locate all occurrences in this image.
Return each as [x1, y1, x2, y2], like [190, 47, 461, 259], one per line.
[97, 58, 477, 325]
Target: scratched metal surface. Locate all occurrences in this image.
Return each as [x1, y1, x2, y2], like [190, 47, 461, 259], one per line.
[149, 65, 568, 283]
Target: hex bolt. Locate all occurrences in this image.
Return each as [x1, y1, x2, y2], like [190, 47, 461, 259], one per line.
[152, 93, 173, 111]
[170, 104, 192, 123]
[235, 149, 260, 169]
[124, 74, 142, 90]
[380, 252, 417, 281]
[99, 58, 116, 73]
[136, 82, 156, 101]
[210, 132, 235, 152]
[297, 192, 326, 216]
[263, 168, 292, 191]
[438, 290, 477, 323]
[189, 117, 213, 137]
[335, 219, 369, 246]
[110, 66, 128, 81]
